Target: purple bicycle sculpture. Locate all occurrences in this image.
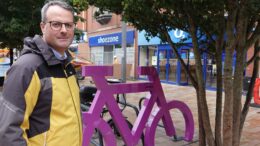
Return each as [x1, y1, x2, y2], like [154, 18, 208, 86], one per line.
[81, 66, 194, 146]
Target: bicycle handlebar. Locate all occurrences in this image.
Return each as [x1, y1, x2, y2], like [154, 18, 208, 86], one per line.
[82, 66, 113, 77]
[81, 65, 158, 77]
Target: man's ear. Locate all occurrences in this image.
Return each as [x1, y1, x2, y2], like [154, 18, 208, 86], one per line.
[40, 22, 45, 35]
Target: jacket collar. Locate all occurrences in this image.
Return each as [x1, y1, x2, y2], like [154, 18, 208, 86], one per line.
[32, 35, 72, 66]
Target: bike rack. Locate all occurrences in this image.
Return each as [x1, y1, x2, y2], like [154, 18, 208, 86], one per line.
[81, 66, 194, 146]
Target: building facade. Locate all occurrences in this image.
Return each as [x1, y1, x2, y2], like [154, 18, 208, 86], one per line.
[138, 30, 211, 86]
[76, 8, 258, 88]
[76, 7, 138, 79]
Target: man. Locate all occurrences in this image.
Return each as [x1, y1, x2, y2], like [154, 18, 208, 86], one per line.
[0, 0, 82, 146]
[113, 55, 119, 64]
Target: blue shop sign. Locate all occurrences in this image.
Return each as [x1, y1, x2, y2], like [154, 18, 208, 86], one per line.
[89, 31, 134, 47]
[138, 29, 192, 46]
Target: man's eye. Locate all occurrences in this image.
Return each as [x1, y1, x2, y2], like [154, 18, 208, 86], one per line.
[52, 22, 61, 27]
[65, 23, 73, 28]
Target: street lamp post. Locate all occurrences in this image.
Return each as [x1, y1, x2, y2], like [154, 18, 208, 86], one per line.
[121, 21, 127, 83]
[120, 20, 127, 105]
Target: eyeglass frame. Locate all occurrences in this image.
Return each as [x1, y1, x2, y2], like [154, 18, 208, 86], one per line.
[44, 21, 76, 31]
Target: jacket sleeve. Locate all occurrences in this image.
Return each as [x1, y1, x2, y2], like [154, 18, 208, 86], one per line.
[0, 60, 40, 146]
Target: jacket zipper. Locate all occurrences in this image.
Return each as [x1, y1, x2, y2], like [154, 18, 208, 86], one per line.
[43, 132, 47, 146]
[63, 65, 81, 145]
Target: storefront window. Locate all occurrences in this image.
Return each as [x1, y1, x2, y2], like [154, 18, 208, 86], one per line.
[104, 46, 113, 64]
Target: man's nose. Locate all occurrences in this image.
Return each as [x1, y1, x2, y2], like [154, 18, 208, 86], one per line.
[60, 24, 67, 32]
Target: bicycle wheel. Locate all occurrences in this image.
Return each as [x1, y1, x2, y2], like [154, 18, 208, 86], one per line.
[138, 97, 147, 110]
[107, 118, 133, 137]
[107, 118, 145, 146]
[82, 116, 117, 146]
[144, 100, 194, 146]
[116, 93, 127, 111]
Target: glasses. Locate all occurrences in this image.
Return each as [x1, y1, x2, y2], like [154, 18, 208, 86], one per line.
[46, 21, 75, 31]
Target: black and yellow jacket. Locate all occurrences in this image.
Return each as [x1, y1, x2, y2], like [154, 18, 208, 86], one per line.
[0, 35, 82, 146]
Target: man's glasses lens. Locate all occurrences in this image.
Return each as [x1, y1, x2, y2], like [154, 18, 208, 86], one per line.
[48, 21, 75, 31]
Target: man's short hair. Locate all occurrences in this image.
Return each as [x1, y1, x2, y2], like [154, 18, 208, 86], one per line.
[41, 0, 74, 22]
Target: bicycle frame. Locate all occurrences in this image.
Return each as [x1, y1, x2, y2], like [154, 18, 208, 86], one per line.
[82, 66, 194, 146]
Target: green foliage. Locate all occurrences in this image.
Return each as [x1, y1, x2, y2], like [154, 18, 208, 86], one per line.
[0, 0, 43, 48]
[74, 28, 83, 42]
[83, 0, 260, 54]
[0, 0, 88, 49]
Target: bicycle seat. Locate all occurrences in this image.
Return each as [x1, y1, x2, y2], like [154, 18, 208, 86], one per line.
[106, 78, 122, 84]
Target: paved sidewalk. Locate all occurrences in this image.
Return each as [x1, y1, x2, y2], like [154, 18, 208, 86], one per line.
[124, 83, 260, 146]
[80, 79, 260, 146]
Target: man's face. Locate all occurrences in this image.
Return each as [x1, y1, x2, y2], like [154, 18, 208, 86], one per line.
[40, 5, 74, 54]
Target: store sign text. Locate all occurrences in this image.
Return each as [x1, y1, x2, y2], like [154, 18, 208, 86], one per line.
[89, 31, 134, 47]
[174, 29, 185, 39]
[98, 36, 119, 44]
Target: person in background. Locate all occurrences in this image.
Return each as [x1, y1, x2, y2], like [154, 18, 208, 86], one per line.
[0, 0, 82, 146]
[113, 55, 119, 64]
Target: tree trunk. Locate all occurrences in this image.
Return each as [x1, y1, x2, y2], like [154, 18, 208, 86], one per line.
[188, 15, 215, 146]
[222, 43, 234, 146]
[197, 91, 207, 146]
[232, 49, 246, 146]
[232, 3, 248, 145]
[215, 35, 224, 146]
[223, 2, 238, 144]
